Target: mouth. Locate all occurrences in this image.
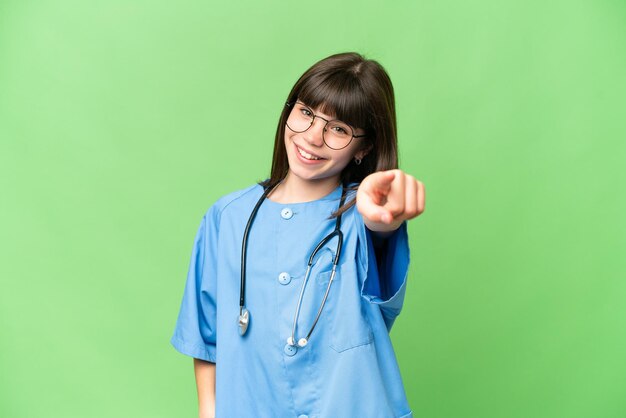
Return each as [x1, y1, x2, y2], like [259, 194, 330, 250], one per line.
[295, 144, 325, 161]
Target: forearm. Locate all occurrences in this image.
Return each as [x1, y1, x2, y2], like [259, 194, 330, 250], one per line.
[193, 358, 216, 418]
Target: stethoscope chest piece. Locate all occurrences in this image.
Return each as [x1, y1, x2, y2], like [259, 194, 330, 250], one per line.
[238, 307, 249, 336]
[239, 181, 347, 347]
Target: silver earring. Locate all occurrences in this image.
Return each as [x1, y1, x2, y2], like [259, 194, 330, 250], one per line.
[354, 157, 362, 165]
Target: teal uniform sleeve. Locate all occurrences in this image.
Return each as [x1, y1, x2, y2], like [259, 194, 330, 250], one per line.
[170, 205, 220, 363]
[356, 211, 411, 332]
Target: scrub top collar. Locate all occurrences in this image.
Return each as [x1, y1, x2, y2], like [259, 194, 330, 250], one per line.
[259, 181, 348, 207]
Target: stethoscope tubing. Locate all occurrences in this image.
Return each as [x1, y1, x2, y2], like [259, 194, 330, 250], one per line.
[289, 210, 344, 347]
[239, 181, 280, 311]
[239, 179, 346, 348]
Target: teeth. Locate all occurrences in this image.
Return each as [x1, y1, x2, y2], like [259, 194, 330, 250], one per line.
[297, 146, 322, 160]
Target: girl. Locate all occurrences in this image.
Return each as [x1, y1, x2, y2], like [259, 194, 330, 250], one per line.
[171, 52, 426, 418]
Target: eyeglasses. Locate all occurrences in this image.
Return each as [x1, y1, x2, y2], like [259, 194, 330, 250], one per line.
[285, 101, 366, 150]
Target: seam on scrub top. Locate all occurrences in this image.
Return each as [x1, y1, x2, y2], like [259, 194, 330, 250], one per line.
[171, 336, 216, 362]
[352, 207, 368, 273]
[213, 183, 261, 220]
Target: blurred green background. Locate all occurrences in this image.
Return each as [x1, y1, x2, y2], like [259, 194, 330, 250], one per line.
[1, 0, 625, 417]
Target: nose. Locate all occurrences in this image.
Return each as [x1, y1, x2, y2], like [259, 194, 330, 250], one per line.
[302, 117, 326, 147]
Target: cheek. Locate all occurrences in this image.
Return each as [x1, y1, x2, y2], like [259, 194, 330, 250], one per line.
[337, 144, 360, 163]
[331, 149, 357, 170]
[283, 132, 292, 153]
[284, 131, 296, 147]
[337, 152, 353, 165]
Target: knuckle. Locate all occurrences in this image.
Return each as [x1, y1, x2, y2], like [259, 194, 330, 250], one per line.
[388, 204, 404, 215]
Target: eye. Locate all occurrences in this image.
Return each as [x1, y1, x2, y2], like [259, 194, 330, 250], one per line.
[331, 125, 349, 135]
[299, 106, 313, 117]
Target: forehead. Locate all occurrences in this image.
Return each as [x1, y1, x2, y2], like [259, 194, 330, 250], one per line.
[295, 73, 370, 130]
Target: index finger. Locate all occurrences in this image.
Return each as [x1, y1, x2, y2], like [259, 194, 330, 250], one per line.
[367, 170, 396, 192]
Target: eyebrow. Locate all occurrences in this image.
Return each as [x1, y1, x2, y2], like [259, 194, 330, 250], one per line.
[297, 101, 339, 121]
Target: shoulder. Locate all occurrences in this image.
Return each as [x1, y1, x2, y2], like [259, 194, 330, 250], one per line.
[213, 183, 262, 212]
[203, 182, 264, 222]
[344, 181, 361, 218]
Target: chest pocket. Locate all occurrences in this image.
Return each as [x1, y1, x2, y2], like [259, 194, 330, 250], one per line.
[314, 252, 374, 353]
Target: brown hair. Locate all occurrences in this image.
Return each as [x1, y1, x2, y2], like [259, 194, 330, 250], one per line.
[259, 52, 399, 218]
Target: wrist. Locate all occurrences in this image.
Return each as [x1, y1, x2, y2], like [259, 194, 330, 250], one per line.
[198, 403, 215, 418]
[364, 218, 403, 236]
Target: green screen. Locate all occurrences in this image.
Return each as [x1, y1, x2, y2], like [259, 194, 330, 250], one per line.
[1, 1, 625, 417]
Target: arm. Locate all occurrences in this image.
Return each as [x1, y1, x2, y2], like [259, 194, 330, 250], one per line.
[194, 358, 216, 418]
[356, 170, 425, 330]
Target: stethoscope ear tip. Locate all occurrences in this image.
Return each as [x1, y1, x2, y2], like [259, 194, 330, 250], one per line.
[286, 337, 308, 347]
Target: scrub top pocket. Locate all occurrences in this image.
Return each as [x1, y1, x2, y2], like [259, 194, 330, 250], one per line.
[325, 262, 374, 353]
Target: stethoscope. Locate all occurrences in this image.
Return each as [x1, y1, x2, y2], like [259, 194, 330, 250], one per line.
[238, 180, 346, 348]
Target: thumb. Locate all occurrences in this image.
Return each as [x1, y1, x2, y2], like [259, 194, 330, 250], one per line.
[357, 195, 393, 224]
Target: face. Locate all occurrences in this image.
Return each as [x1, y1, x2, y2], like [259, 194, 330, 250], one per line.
[284, 102, 369, 187]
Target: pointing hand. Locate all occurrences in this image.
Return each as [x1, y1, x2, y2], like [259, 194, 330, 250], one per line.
[356, 169, 425, 234]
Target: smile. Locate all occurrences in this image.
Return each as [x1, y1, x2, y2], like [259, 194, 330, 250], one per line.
[296, 145, 324, 161]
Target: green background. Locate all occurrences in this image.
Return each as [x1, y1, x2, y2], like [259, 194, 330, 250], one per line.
[1, 1, 625, 417]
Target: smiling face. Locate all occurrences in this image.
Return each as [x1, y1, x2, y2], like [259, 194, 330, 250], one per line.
[284, 102, 370, 188]
[264, 53, 398, 211]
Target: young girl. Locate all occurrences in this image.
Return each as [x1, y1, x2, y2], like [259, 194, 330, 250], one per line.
[171, 52, 426, 418]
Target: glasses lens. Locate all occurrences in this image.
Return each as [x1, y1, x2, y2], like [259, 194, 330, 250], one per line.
[286, 103, 313, 133]
[324, 121, 354, 150]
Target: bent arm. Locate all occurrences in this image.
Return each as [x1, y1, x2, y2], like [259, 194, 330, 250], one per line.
[194, 358, 216, 418]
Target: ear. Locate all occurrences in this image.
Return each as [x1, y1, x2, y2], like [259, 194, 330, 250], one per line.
[354, 143, 373, 160]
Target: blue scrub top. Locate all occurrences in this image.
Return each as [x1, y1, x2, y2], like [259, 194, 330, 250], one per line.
[171, 182, 413, 418]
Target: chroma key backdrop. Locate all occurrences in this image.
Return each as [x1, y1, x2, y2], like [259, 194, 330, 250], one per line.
[0, 1, 625, 417]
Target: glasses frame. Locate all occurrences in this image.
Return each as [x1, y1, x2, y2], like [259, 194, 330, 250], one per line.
[285, 101, 367, 150]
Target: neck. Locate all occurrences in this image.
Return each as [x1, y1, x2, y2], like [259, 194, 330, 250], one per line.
[268, 172, 341, 204]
